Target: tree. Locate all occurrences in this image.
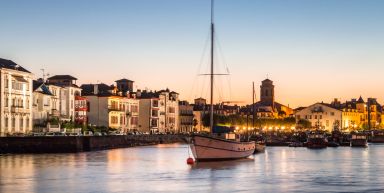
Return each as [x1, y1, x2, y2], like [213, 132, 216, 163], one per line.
[297, 119, 311, 129]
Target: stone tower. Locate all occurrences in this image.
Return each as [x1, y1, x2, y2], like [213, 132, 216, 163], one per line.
[260, 79, 275, 107]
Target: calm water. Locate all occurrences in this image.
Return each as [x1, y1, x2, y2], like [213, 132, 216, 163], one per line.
[1, 144, 384, 193]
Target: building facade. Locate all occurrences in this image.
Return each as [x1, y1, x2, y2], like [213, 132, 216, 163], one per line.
[137, 89, 179, 133]
[46, 75, 83, 122]
[0, 58, 34, 136]
[32, 81, 53, 126]
[179, 101, 194, 133]
[82, 81, 139, 132]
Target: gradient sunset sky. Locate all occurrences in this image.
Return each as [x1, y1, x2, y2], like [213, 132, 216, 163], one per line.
[1, 0, 384, 107]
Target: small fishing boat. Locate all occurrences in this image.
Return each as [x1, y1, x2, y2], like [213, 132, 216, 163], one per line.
[350, 133, 368, 147]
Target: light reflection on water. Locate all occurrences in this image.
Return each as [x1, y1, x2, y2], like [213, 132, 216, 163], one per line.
[1, 143, 384, 193]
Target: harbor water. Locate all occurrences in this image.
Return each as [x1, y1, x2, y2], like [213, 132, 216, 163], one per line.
[1, 143, 384, 193]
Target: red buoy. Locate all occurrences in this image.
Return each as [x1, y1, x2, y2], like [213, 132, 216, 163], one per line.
[186, 157, 195, 165]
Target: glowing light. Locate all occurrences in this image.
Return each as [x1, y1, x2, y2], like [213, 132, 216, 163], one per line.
[268, 127, 273, 131]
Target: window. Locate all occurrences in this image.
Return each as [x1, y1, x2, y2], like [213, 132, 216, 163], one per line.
[151, 119, 158, 127]
[168, 107, 175, 113]
[309, 115, 312, 119]
[110, 116, 118, 124]
[4, 117, 8, 128]
[131, 117, 138, 125]
[131, 105, 138, 113]
[168, 117, 175, 124]
[320, 115, 322, 119]
[26, 118, 29, 128]
[331, 112, 335, 116]
[20, 119, 24, 130]
[5, 78, 9, 88]
[326, 120, 329, 127]
[12, 118, 15, 128]
[314, 115, 317, 119]
[120, 116, 125, 125]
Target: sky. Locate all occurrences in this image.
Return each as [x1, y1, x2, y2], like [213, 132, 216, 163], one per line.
[1, 0, 384, 108]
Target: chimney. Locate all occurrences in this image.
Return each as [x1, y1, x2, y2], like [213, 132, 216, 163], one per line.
[94, 84, 98, 95]
[136, 89, 142, 98]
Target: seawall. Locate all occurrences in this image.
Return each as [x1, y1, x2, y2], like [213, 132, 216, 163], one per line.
[0, 135, 188, 154]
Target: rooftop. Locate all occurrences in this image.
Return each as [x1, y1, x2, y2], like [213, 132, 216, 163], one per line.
[0, 58, 31, 73]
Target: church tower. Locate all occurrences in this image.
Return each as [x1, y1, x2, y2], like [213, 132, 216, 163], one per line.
[260, 79, 275, 107]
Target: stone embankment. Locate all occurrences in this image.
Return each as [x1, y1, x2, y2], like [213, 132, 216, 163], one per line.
[0, 134, 188, 154]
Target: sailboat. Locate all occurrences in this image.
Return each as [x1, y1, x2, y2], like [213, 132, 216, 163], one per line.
[190, 0, 256, 161]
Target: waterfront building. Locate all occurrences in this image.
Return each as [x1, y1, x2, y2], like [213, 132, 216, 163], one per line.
[32, 80, 53, 128]
[179, 100, 194, 133]
[295, 97, 384, 131]
[137, 89, 179, 133]
[295, 103, 343, 131]
[46, 75, 82, 122]
[81, 80, 139, 132]
[74, 95, 88, 125]
[244, 79, 293, 118]
[0, 58, 34, 136]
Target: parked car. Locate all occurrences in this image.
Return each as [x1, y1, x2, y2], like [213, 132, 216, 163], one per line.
[83, 131, 93, 136]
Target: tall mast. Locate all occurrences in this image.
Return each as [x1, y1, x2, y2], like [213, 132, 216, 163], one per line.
[252, 82, 255, 128]
[209, 0, 214, 132]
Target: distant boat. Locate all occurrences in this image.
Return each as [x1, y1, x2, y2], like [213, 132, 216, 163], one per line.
[306, 132, 328, 149]
[350, 133, 368, 147]
[370, 130, 384, 143]
[190, 0, 255, 161]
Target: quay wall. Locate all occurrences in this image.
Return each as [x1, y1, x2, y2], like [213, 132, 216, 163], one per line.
[0, 135, 187, 154]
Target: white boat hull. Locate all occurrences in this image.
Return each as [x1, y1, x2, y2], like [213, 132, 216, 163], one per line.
[190, 135, 256, 161]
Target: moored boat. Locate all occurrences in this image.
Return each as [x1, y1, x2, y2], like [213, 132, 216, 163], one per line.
[191, 134, 255, 161]
[371, 130, 384, 143]
[189, 0, 255, 161]
[350, 133, 368, 147]
[306, 132, 328, 149]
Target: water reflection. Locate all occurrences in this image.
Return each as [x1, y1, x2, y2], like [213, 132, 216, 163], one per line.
[1, 144, 384, 192]
[191, 158, 254, 170]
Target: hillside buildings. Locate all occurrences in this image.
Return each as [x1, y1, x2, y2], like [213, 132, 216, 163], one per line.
[0, 58, 34, 136]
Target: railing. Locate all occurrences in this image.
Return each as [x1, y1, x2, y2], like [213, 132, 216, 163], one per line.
[11, 106, 29, 113]
[108, 105, 123, 111]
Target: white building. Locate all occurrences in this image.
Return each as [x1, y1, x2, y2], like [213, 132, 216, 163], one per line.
[46, 75, 82, 121]
[295, 103, 342, 131]
[32, 81, 53, 126]
[0, 58, 33, 136]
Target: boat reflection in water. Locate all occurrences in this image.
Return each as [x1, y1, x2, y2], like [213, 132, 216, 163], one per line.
[191, 158, 255, 170]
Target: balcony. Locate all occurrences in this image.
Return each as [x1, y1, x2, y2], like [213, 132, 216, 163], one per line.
[108, 105, 124, 112]
[11, 106, 29, 113]
[75, 105, 88, 111]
